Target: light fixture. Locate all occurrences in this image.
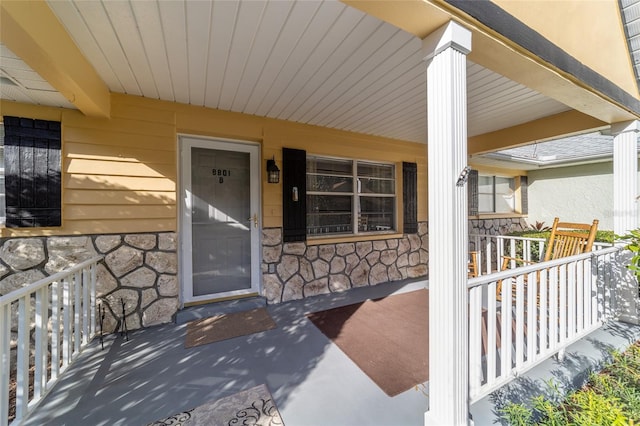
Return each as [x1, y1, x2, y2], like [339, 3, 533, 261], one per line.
[456, 166, 472, 187]
[266, 157, 280, 184]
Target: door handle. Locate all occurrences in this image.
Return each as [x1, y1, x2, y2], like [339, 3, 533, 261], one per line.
[247, 214, 258, 228]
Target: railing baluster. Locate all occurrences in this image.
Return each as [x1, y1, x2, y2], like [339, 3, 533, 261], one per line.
[90, 263, 97, 336]
[0, 303, 10, 426]
[568, 263, 576, 339]
[526, 270, 537, 362]
[83, 268, 90, 345]
[549, 266, 559, 352]
[469, 286, 482, 394]
[50, 281, 61, 384]
[15, 296, 31, 422]
[515, 274, 525, 368]
[576, 259, 584, 331]
[501, 271, 513, 378]
[487, 281, 497, 383]
[559, 264, 567, 342]
[34, 286, 48, 402]
[62, 278, 71, 371]
[74, 271, 82, 356]
[539, 268, 548, 354]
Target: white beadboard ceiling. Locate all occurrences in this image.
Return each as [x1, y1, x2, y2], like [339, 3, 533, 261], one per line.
[0, 0, 572, 144]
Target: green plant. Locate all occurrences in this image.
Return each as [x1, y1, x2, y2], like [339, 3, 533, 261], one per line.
[617, 229, 640, 283]
[500, 401, 533, 426]
[528, 221, 551, 232]
[500, 342, 640, 425]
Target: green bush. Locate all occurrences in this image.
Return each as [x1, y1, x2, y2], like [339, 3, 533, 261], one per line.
[500, 343, 640, 425]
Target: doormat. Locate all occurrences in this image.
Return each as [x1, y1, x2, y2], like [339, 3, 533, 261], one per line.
[146, 384, 284, 426]
[185, 307, 276, 348]
[307, 289, 429, 397]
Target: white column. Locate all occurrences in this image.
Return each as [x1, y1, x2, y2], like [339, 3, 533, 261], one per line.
[612, 120, 639, 236]
[422, 21, 472, 426]
[612, 120, 640, 324]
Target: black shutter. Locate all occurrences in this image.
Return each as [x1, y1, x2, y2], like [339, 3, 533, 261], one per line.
[402, 162, 417, 234]
[468, 169, 479, 216]
[520, 175, 528, 214]
[3, 116, 61, 228]
[282, 148, 306, 242]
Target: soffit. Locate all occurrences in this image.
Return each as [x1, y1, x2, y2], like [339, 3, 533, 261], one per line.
[2, 0, 573, 144]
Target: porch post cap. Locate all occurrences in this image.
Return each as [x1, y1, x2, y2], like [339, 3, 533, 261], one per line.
[421, 20, 472, 61]
[611, 120, 640, 136]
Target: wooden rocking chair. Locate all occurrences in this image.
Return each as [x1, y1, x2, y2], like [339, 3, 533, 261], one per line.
[496, 217, 599, 300]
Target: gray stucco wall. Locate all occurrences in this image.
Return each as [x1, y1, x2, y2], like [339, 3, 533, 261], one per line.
[527, 160, 640, 231]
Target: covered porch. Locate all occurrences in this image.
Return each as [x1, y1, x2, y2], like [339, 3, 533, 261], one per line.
[1, 0, 640, 424]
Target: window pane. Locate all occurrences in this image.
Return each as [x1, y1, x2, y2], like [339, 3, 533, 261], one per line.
[478, 176, 493, 194]
[359, 196, 395, 231]
[307, 195, 352, 235]
[478, 194, 493, 213]
[307, 175, 353, 193]
[358, 178, 394, 194]
[307, 157, 352, 175]
[358, 162, 393, 179]
[495, 177, 515, 213]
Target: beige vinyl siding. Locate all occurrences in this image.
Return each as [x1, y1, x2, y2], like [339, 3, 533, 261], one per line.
[60, 102, 176, 235]
[1, 94, 427, 237]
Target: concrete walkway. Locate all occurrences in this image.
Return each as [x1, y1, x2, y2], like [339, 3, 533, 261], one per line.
[20, 278, 640, 426]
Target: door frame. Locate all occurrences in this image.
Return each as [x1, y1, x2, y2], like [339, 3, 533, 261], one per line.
[178, 134, 262, 306]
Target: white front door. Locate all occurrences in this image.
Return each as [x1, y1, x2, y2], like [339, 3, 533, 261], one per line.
[180, 136, 261, 304]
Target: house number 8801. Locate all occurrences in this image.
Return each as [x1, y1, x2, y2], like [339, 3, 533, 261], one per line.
[212, 169, 231, 177]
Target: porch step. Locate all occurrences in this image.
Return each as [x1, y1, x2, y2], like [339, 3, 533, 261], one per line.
[175, 296, 267, 325]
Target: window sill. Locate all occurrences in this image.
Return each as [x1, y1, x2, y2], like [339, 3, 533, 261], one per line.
[306, 231, 404, 245]
[469, 213, 527, 220]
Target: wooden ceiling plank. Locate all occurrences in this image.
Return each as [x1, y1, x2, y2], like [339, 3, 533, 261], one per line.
[130, 1, 174, 101]
[253, 1, 346, 117]
[103, 0, 158, 99]
[242, 0, 322, 115]
[217, 1, 267, 111]
[73, 0, 140, 96]
[230, 0, 295, 112]
[158, 1, 189, 104]
[204, 0, 238, 109]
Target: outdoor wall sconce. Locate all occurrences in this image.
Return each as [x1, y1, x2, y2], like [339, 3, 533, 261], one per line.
[267, 157, 280, 184]
[456, 166, 472, 187]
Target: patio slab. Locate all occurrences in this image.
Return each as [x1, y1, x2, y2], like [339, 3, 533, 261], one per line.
[20, 277, 640, 426]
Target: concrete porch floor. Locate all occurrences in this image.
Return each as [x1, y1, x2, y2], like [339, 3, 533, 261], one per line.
[20, 278, 640, 426]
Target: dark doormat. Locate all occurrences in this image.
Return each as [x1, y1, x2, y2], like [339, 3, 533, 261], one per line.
[307, 289, 429, 397]
[185, 307, 276, 348]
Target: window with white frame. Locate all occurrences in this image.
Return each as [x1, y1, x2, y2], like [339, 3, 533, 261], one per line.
[478, 174, 515, 213]
[306, 156, 395, 236]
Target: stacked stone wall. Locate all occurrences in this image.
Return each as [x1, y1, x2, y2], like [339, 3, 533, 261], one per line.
[0, 232, 178, 335]
[262, 222, 429, 303]
[469, 217, 528, 236]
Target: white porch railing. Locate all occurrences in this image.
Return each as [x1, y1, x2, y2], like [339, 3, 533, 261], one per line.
[470, 233, 611, 277]
[1, 256, 103, 426]
[467, 246, 619, 403]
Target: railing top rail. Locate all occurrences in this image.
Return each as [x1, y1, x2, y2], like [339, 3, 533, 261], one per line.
[0, 255, 103, 306]
[467, 246, 620, 289]
[469, 233, 546, 243]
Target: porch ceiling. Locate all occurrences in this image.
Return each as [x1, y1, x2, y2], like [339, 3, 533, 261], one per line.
[0, 0, 614, 145]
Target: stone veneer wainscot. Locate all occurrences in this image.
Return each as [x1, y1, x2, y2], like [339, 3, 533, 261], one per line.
[0, 232, 178, 335]
[261, 222, 429, 303]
